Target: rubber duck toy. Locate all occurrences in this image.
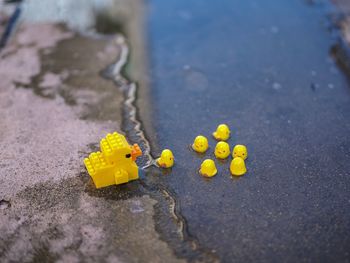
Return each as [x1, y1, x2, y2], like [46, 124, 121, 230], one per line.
[213, 124, 230, 141]
[199, 159, 217, 177]
[157, 149, 174, 168]
[230, 157, 247, 176]
[214, 141, 230, 159]
[232, 144, 248, 160]
[192, 135, 209, 153]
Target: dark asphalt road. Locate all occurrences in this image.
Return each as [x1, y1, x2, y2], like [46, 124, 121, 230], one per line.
[144, 0, 350, 262]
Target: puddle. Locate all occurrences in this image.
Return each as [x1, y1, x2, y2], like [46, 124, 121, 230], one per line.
[144, 0, 350, 261]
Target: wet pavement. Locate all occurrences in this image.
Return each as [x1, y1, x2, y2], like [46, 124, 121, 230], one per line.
[144, 0, 350, 262]
[1, 0, 350, 262]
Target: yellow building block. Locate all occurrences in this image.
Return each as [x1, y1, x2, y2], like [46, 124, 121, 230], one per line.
[115, 169, 129, 185]
[84, 132, 142, 188]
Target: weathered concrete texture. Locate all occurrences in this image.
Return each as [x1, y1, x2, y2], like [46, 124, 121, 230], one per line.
[333, 0, 350, 43]
[330, 0, 350, 76]
[341, 17, 350, 44]
[0, 1, 14, 37]
[0, 22, 183, 263]
[0, 176, 183, 263]
[339, 16, 350, 47]
[332, 0, 350, 13]
[18, 0, 156, 151]
[0, 23, 119, 198]
[0, 11, 6, 37]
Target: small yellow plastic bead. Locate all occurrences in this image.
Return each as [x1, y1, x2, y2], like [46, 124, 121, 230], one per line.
[192, 135, 209, 153]
[212, 124, 230, 141]
[230, 157, 247, 176]
[199, 159, 217, 177]
[157, 149, 174, 168]
[232, 144, 248, 160]
[214, 141, 230, 159]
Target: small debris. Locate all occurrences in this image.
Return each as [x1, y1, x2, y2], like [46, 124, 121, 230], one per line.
[130, 200, 144, 213]
[270, 26, 279, 34]
[183, 65, 190, 70]
[272, 82, 282, 90]
[310, 83, 317, 91]
[0, 199, 11, 209]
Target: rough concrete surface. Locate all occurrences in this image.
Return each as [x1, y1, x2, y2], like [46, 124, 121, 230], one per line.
[0, 11, 6, 37]
[332, 0, 350, 43]
[339, 12, 350, 46]
[330, 0, 350, 77]
[333, 0, 350, 13]
[0, 22, 183, 263]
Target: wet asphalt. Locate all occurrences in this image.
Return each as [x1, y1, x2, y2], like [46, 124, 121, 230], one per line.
[1, 0, 350, 262]
[144, 0, 350, 262]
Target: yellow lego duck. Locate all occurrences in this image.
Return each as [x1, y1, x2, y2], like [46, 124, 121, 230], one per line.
[84, 132, 142, 188]
[157, 149, 174, 168]
[199, 159, 217, 177]
[214, 141, 230, 159]
[192, 135, 209, 153]
[230, 157, 247, 176]
[232, 144, 248, 160]
[213, 124, 230, 141]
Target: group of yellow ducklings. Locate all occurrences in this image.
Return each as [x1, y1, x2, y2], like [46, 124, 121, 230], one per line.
[156, 124, 248, 177]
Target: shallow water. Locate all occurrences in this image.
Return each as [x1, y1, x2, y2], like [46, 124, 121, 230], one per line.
[144, 0, 350, 261]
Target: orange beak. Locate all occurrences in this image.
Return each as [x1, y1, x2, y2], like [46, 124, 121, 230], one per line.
[131, 144, 142, 161]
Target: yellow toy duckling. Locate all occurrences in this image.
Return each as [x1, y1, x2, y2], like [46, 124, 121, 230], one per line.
[232, 144, 248, 160]
[199, 159, 217, 177]
[230, 157, 247, 176]
[214, 141, 230, 159]
[192, 135, 209, 153]
[213, 124, 230, 141]
[157, 149, 174, 168]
